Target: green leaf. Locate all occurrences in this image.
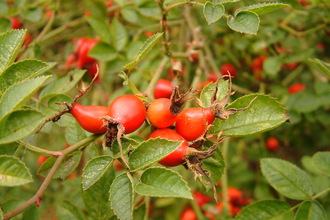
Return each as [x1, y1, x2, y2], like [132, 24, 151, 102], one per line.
[203, 2, 224, 25]
[109, 173, 134, 220]
[309, 58, 330, 78]
[22, 7, 42, 22]
[0, 2, 8, 15]
[235, 3, 288, 16]
[88, 42, 117, 61]
[39, 70, 85, 101]
[0, 75, 51, 119]
[227, 11, 260, 35]
[0, 30, 26, 73]
[121, 9, 139, 24]
[0, 59, 50, 96]
[0, 155, 33, 186]
[22, 206, 39, 220]
[301, 156, 322, 175]
[110, 137, 139, 159]
[110, 18, 128, 52]
[263, 56, 282, 76]
[123, 60, 137, 71]
[234, 200, 293, 220]
[213, 0, 239, 3]
[202, 140, 225, 189]
[82, 156, 113, 190]
[86, 16, 111, 44]
[313, 152, 330, 176]
[133, 203, 147, 220]
[0, 109, 45, 144]
[65, 119, 87, 145]
[38, 152, 82, 179]
[82, 159, 115, 220]
[0, 209, 3, 220]
[83, 0, 107, 17]
[0, 142, 19, 155]
[294, 200, 326, 220]
[200, 80, 228, 108]
[56, 200, 85, 220]
[135, 167, 193, 199]
[261, 158, 313, 200]
[128, 138, 182, 172]
[138, 1, 161, 17]
[0, 18, 11, 33]
[285, 90, 320, 113]
[210, 94, 288, 137]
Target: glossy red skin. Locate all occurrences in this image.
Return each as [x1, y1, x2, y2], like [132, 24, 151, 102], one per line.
[10, 17, 21, 29]
[220, 63, 238, 77]
[148, 128, 189, 167]
[70, 103, 109, 134]
[180, 208, 197, 220]
[108, 95, 146, 134]
[193, 191, 211, 208]
[266, 137, 279, 152]
[76, 38, 99, 68]
[175, 108, 215, 141]
[147, 98, 177, 128]
[154, 79, 173, 99]
[288, 83, 306, 94]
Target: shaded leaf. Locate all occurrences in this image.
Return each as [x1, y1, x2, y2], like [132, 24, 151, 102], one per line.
[135, 167, 192, 199]
[203, 2, 224, 25]
[309, 58, 330, 78]
[235, 3, 288, 16]
[22, 7, 42, 22]
[128, 138, 182, 172]
[86, 16, 111, 44]
[56, 200, 85, 220]
[227, 11, 259, 35]
[200, 80, 228, 108]
[65, 119, 87, 145]
[82, 156, 113, 190]
[110, 137, 139, 159]
[110, 18, 128, 52]
[313, 152, 330, 176]
[109, 173, 134, 220]
[88, 42, 117, 61]
[0, 142, 19, 155]
[235, 200, 293, 220]
[133, 203, 147, 220]
[210, 94, 288, 136]
[294, 200, 326, 220]
[261, 158, 313, 200]
[0, 155, 33, 186]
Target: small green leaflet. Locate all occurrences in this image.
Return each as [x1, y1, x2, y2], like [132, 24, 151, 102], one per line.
[203, 2, 224, 25]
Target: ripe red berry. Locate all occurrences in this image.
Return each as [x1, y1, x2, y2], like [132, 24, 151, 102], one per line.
[37, 155, 48, 166]
[175, 108, 215, 141]
[193, 191, 211, 208]
[75, 38, 99, 68]
[148, 128, 189, 167]
[108, 95, 146, 134]
[65, 53, 77, 68]
[10, 17, 21, 29]
[180, 208, 197, 220]
[288, 83, 305, 94]
[251, 55, 267, 80]
[147, 98, 177, 128]
[70, 103, 109, 134]
[154, 79, 173, 99]
[220, 63, 238, 77]
[266, 137, 279, 152]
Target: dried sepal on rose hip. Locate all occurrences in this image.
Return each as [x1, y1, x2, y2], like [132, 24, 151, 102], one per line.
[169, 86, 194, 115]
[210, 76, 257, 120]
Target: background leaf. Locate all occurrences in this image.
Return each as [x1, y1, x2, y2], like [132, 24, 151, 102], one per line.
[88, 42, 117, 61]
[235, 200, 293, 220]
[128, 138, 182, 172]
[109, 173, 134, 220]
[0, 155, 33, 186]
[65, 119, 87, 145]
[294, 200, 326, 220]
[82, 156, 113, 190]
[227, 12, 260, 35]
[86, 16, 111, 44]
[135, 167, 193, 199]
[235, 3, 288, 16]
[210, 94, 288, 136]
[261, 158, 313, 200]
[110, 18, 128, 52]
[313, 152, 330, 176]
[56, 200, 86, 220]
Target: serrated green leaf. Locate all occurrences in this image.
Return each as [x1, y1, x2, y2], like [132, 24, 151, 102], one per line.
[261, 158, 313, 200]
[0, 109, 45, 144]
[135, 32, 163, 63]
[235, 200, 293, 220]
[309, 58, 330, 78]
[86, 16, 111, 44]
[65, 119, 87, 145]
[0, 155, 33, 186]
[203, 2, 224, 25]
[56, 200, 85, 220]
[0, 75, 51, 119]
[123, 60, 137, 70]
[39, 70, 85, 101]
[82, 159, 115, 220]
[210, 94, 288, 136]
[110, 137, 139, 158]
[22, 7, 42, 22]
[294, 200, 326, 220]
[48, 94, 73, 111]
[213, 0, 239, 3]
[0, 29, 26, 73]
[227, 11, 259, 35]
[313, 152, 330, 176]
[0, 59, 50, 96]
[110, 18, 128, 52]
[135, 167, 192, 199]
[200, 80, 228, 108]
[38, 152, 82, 179]
[109, 173, 134, 220]
[82, 156, 113, 190]
[235, 3, 288, 16]
[128, 138, 182, 172]
[88, 42, 117, 61]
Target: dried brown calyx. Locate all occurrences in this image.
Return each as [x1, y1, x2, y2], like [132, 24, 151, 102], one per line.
[169, 86, 194, 115]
